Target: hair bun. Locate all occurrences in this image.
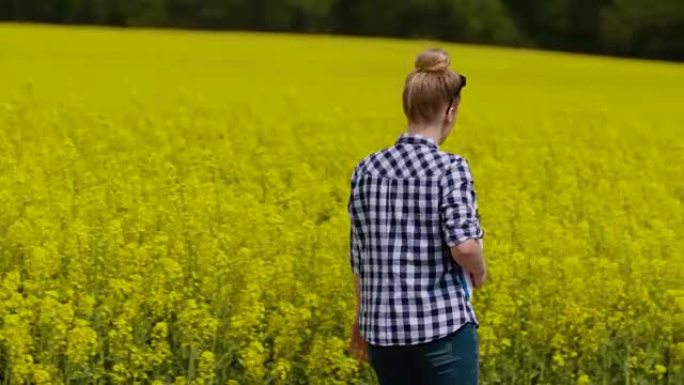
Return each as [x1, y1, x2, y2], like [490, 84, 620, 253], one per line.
[415, 48, 451, 73]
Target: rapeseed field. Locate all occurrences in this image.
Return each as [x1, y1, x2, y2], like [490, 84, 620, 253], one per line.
[0, 24, 682, 385]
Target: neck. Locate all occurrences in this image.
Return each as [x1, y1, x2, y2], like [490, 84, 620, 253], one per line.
[406, 122, 442, 146]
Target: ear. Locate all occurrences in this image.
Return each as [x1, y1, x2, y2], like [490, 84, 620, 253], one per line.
[445, 105, 456, 124]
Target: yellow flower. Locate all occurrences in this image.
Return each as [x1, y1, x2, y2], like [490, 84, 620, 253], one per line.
[576, 374, 591, 385]
[0, 24, 682, 385]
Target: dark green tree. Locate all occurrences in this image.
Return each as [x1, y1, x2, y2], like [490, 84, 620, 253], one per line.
[0, 0, 681, 61]
[601, 0, 684, 59]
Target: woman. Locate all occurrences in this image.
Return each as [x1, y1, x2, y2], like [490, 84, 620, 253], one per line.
[348, 48, 486, 385]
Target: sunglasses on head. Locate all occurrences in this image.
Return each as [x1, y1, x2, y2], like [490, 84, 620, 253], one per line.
[446, 74, 467, 114]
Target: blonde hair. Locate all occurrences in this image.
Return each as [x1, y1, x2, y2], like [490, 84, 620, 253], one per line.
[402, 48, 465, 123]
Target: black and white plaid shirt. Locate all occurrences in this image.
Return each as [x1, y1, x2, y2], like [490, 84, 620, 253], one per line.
[348, 132, 484, 346]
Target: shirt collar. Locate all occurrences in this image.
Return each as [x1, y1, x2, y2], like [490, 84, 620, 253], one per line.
[396, 132, 439, 150]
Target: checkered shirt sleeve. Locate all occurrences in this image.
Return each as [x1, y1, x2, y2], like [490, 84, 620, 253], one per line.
[440, 157, 484, 246]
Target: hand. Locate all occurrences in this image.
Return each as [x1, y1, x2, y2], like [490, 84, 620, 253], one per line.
[350, 318, 368, 363]
[470, 268, 486, 288]
[471, 239, 486, 288]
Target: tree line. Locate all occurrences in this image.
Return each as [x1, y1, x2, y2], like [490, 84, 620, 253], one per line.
[1, 0, 682, 61]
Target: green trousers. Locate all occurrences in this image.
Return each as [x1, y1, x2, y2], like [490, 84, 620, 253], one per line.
[368, 323, 479, 385]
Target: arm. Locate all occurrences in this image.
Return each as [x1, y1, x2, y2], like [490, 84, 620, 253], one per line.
[348, 166, 368, 362]
[354, 274, 361, 320]
[441, 158, 487, 287]
[350, 273, 368, 361]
